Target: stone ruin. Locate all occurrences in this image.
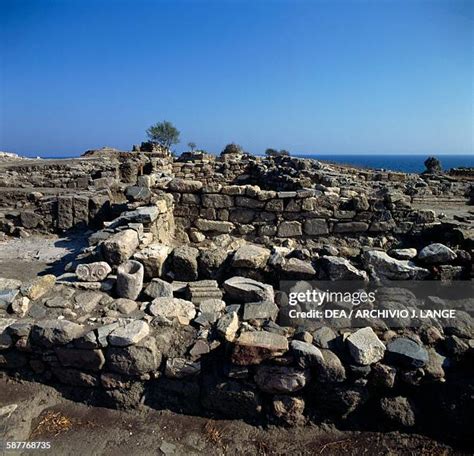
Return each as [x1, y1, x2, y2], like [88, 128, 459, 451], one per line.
[0, 148, 473, 446]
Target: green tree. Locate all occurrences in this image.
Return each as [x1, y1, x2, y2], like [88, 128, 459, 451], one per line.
[146, 121, 180, 148]
[188, 142, 197, 151]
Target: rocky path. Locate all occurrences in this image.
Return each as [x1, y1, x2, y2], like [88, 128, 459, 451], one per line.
[0, 378, 464, 456]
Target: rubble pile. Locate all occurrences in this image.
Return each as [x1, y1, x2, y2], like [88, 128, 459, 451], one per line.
[0, 148, 472, 443]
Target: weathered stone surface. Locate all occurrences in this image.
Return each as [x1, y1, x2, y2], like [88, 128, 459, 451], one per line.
[10, 296, 31, 317]
[386, 337, 429, 368]
[242, 301, 279, 321]
[320, 256, 368, 281]
[172, 246, 199, 281]
[0, 278, 22, 291]
[303, 218, 329, 235]
[316, 349, 346, 383]
[106, 337, 161, 375]
[168, 179, 203, 193]
[74, 291, 103, 312]
[108, 320, 150, 346]
[290, 340, 324, 368]
[232, 331, 288, 365]
[116, 260, 144, 300]
[362, 250, 429, 280]
[347, 327, 386, 365]
[254, 366, 309, 393]
[379, 396, 416, 427]
[201, 379, 261, 419]
[144, 278, 174, 299]
[277, 221, 302, 237]
[199, 298, 225, 313]
[76, 262, 112, 282]
[312, 326, 337, 349]
[165, 358, 201, 378]
[232, 245, 270, 269]
[280, 258, 316, 277]
[333, 222, 369, 233]
[224, 276, 274, 303]
[20, 275, 56, 300]
[55, 347, 105, 371]
[390, 248, 417, 260]
[418, 243, 457, 263]
[113, 298, 138, 315]
[272, 396, 306, 426]
[371, 363, 396, 388]
[194, 219, 234, 233]
[216, 312, 239, 341]
[149, 297, 196, 325]
[102, 229, 139, 265]
[31, 320, 84, 347]
[133, 243, 171, 279]
[52, 368, 99, 387]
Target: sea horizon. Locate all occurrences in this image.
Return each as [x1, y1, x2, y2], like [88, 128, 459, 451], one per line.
[17, 151, 474, 174]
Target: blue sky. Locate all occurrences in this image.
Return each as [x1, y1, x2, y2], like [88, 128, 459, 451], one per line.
[0, 0, 473, 157]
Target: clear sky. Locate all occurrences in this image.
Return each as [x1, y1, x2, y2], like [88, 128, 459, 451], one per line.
[0, 0, 473, 157]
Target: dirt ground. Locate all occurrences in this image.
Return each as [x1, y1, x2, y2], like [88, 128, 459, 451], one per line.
[0, 234, 88, 282]
[0, 377, 468, 456]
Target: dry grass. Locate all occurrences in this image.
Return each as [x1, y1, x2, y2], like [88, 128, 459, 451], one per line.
[203, 420, 223, 446]
[30, 410, 95, 438]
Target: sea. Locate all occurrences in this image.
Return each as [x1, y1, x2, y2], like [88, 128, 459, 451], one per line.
[294, 154, 474, 174]
[36, 153, 474, 174]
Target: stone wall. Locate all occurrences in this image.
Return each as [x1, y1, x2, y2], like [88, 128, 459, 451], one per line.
[167, 179, 436, 243]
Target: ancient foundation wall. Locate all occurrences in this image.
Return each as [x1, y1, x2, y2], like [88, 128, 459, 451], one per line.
[168, 180, 436, 242]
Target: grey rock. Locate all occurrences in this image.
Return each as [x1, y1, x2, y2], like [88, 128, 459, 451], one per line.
[216, 312, 239, 341]
[102, 229, 139, 265]
[379, 396, 416, 427]
[347, 327, 386, 365]
[149, 297, 196, 325]
[386, 337, 429, 368]
[145, 279, 173, 298]
[290, 340, 324, 368]
[165, 358, 201, 378]
[133, 243, 171, 279]
[362, 250, 429, 280]
[243, 301, 279, 321]
[254, 365, 309, 393]
[320, 256, 368, 281]
[31, 320, 84, 347]
[55, 347, 105, 371]
[172, 246, 199, 281]
[106, 337, 161, 375]
[108, 320, 150, 346]
[418, 243, 457, 263]
[390, 248, 417, 260]
[224, 276, 274, 303]
[232, 245, 270, 269]
[232, 331, 288, 365]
